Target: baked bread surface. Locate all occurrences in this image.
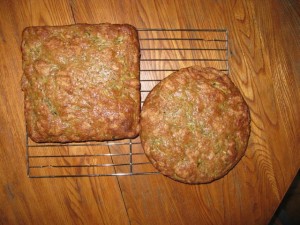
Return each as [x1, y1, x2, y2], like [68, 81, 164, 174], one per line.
[140, 66, 250, 183]
[21, 23, 140, 142]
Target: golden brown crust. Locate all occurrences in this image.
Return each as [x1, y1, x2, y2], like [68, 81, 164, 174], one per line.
[140, 66, 250, 184]
[21, 23, 140, 142]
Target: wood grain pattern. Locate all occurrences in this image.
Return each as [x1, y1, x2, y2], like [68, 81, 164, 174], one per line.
[0, 0, 299, 225]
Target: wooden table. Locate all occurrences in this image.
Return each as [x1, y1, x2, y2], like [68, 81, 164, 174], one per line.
[0, 0, 299, 224]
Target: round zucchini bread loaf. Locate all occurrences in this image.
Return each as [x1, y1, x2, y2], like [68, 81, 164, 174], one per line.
[140, 66, 250, 183]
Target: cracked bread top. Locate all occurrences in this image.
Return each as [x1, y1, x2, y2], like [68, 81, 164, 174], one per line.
[22, 23, 140, 142]
[140, 66, 250, 183]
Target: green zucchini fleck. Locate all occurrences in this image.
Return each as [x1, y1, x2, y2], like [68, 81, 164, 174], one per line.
[114, 36, 124, 44]
[214, 142, 223, 154]
[44, 98, 58, 116]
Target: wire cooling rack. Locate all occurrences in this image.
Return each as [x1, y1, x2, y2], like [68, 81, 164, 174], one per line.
[26, 28, 229, 178]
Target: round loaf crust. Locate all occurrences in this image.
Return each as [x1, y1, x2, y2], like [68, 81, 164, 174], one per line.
[140, 66, 250, 184]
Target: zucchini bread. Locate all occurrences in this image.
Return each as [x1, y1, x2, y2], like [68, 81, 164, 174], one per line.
[21, 24, 140, 142]
[140, 66, 250, 183]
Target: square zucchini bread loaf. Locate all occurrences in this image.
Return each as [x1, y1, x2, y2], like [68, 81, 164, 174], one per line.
[21, 24, 140, 142]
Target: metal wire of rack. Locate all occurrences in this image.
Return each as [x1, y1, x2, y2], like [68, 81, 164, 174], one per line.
[26, 28, 229, 178]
